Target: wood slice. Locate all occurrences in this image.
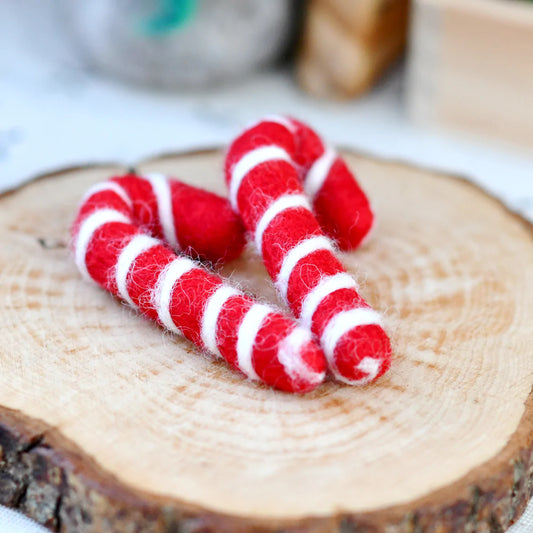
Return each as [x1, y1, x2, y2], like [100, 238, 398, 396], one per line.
[0, 150, 532, 533]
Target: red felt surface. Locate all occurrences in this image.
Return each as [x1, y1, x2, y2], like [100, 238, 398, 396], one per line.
[290, 117, 375, 250]
[113, 174, 245, 264]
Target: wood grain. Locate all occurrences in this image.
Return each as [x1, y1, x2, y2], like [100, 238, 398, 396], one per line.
[0, 150, 532, 532]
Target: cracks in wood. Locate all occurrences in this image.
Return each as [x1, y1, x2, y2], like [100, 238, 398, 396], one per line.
[527, 461, 533, 502]
[161, 505, 179, 533]
[508, 459, 525, 525]
[467, 485, 481, 528]
[19, 433, 46, 454]
[37, 237, 67, 250]
[0, 427, 63, 531]
[53, 494, 63, 533]
[337, 516, 356, 533]
[404, 511, 421, 533]
[12, 480, 29, 509]
[489, 512, 503, 533]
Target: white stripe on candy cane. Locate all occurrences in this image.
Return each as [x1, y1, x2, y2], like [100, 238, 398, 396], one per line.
[145, 172, 180, 251]
[82, 181, 133, 208]
[254, 194, 311, 255]
[200, 285, 240, 357]
[299, 273, 358, 330]
[236, 303, 271, 380]
[276, 235, 334, 300]
[115, 234, 159, 308]
[277, 326, 325, 385]
[230, 146, 292, 211]
[153, 257, 196, 334]
[75, 208, 131, 281]
[321, 307, 382, 361]
[304, 147, 337, 199]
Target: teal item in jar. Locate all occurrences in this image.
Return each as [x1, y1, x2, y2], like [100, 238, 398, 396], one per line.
[141, 0, 197, 36]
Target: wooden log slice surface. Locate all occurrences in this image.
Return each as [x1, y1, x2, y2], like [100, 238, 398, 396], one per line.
[0, 150, 532, 532]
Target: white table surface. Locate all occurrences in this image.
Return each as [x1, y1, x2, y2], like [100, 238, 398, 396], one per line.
[1, 1, 532, 531]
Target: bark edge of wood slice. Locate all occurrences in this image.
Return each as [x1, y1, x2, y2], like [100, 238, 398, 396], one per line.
[0, 149, 532, 533]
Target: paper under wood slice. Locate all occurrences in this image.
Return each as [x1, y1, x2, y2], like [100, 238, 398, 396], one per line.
[0, 150, 532, 533]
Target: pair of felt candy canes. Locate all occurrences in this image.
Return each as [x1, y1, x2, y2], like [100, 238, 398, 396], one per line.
[71, 116, 392, 393]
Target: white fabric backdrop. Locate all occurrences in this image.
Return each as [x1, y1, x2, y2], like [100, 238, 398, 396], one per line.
[1, 1, 532, 531]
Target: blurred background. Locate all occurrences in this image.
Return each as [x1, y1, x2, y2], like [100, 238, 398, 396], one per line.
[0, 0, 532, 531]
[0, 0, 531, 217]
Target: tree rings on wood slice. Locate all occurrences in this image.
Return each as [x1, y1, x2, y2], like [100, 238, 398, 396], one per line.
[0, 150, 532, 532]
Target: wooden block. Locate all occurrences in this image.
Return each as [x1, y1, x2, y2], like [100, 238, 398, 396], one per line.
[1, 149, 533, 532]
[298, 0, 408, 98]
[407, 0, 533, 149]
[322, 0, 410, 41]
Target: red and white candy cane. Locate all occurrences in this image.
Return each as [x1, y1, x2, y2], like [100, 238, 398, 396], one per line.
[247, 115, 374, 250]
[225, 121, 392, 385]
[83, 173, 246, 264]
[71, 176, 326, 393]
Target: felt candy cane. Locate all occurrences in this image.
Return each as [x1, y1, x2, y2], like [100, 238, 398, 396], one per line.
[225, 121, 392, 385]
[84, 173, 246, 264]
[71, 179, 326, 393]
[248, 116, 374, 250]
